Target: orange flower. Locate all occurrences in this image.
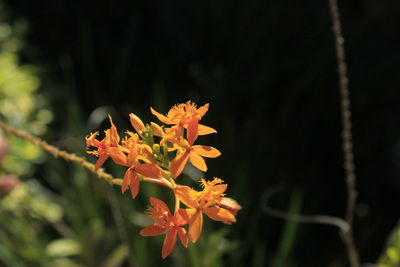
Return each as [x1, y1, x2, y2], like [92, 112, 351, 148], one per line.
[86, 115, 122, 171]
[169, 126, 221, 177]
[118, 140, 163, 198]
[140, 198, 190, 258]
[174, 178, 237, 243]
[150, 102, 217, 143]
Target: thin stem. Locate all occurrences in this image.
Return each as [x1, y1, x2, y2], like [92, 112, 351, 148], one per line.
[328, 0, 360, 266]
[0, 121, 122, 186]
[142, 177, 173, 188]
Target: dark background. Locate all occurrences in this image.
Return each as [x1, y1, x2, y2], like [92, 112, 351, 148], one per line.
[4, 0, 400, 266]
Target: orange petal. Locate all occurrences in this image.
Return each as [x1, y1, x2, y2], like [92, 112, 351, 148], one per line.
[140, 224, 165, 236]
[197, 103, 209, 119]
[94, 154, 109, 171]
[192, 145, 221, 158]
[177, 227, 188, 248]
[198, 124, 217, 135]
[203, 207, 236, 224]
[108, 115, 120, 145]
[121, 168, 132, 193]
[174, 208, 191, 225]
[129, 170, 140, 198]
[189, 151, 207, 172]
[86, 132, 101, 147]
[171, 151, 190, 178]
[187, 119, 199, 146]
[150, 107, 172, 124]
[188, 210, 203, 243]
[149, 197, 171, 213]
[136, 163, 162, 178]
[162, 228, 177, 259]
[108, 147, 127, 166]
[174, 187, 198, 209]
[129, 113, 145, 133]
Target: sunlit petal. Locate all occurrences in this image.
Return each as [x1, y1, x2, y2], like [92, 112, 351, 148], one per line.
[174, 187, 198, 209]
[171, 151, 190, 178]
[189, 151, 207, 172]
[192, 145, 221, 158]
[188, 210, 203, 243]
[203, 207, 236, 224]
[150, 107, 172, 124]
[198, 124, 217, 135]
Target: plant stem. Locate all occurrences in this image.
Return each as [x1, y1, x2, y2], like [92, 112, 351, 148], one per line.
[328, 0, 360, 266]
[0, 121, 122, 186]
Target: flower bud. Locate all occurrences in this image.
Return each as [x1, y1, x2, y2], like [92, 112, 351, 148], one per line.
[219, 197, 242, 216]
[150, 122, 164, 137]
[129, 113, 145, 133]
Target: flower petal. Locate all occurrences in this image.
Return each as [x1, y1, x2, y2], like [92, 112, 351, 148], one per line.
[129, 171, 140, 198]
[108, 114, 120, 145]
[187, 119, 199, 146]
[197, 103, 209, 119]
[162, 228, 177, 259]
[149, 197, 171, 214]
[174, 187, 198, 209]
[198, 124, 217, 135]
[203, 207, 236, 224]
[150, 107, 172, 124]
[121, 168, 132, 193]
[140, 224, 165, 236]
[177, 227, 188, 248]
[174, 208, 191, 226]
[189, 151, 207, 172]
[108, 147, 127, 166]
[188, 210, 203, 243]
[192, 145, 221, 158]
[171, 151, 190, 178]
[136, 163, 162, 178]
[94, 154, 109, 171]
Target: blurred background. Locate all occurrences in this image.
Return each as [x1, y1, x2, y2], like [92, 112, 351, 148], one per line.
[0, 0, 400, 266]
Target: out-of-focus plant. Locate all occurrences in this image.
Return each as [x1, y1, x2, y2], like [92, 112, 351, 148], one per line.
[377, 221, 400, 267]
[0, 1, 52, 176]
[0, 2, 59, 266]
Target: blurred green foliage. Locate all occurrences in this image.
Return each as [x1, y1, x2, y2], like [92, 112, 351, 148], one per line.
[377, 221, 400, 267]
[0, 1, 52, 176]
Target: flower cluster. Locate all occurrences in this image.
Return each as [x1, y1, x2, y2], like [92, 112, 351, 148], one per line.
[86, 102, 241, 258]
